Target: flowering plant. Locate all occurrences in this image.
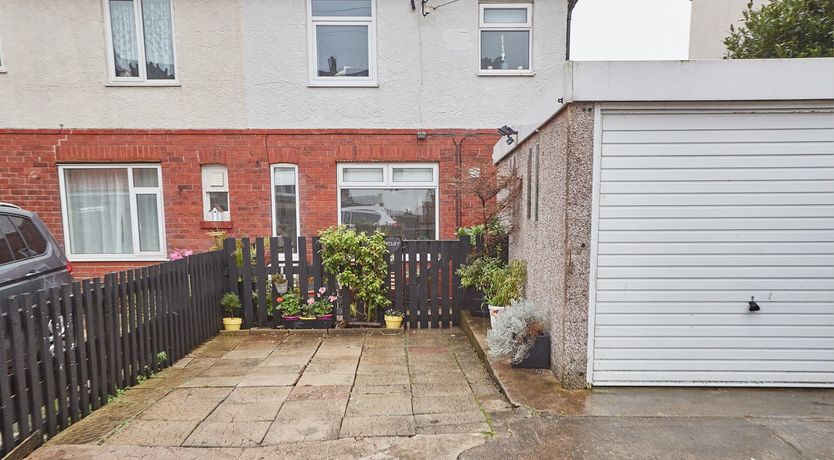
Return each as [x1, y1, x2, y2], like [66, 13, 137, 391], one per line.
[384, 308, 403, 318]
[168, 248, 194, 260]
[277, 288, 302, 317]
[305, 286, 336, 317]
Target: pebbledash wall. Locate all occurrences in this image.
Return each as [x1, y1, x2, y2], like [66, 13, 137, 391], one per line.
[0, 129, 495, 278]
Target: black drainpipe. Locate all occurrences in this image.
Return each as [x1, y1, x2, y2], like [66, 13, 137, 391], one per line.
[566, 0, 579, 60]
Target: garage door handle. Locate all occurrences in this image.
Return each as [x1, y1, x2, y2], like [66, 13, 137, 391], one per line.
[748, 297, 760, 312]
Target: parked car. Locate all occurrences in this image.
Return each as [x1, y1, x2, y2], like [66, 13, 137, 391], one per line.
[0, 203, 73, 300]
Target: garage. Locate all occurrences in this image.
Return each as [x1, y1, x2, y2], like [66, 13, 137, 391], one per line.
[589, 107, 834, 387]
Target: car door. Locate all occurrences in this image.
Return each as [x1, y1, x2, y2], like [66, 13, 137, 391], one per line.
[0, 213, 50, 298]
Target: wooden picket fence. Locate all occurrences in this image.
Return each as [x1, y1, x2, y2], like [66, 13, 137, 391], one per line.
[224, 236, 471, 329]
[0, 250, 226, 457]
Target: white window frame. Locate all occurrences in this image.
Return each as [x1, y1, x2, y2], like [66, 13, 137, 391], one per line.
[201, 164, 230, 221]
[307, 0, 377, 87]
[337, 163, 439, 239]
[58, 164, 167, 262]
[102, 0, 179, 86]
[478, 3, 534, 76]
[0, 33, 6, 73]
[270, 164, 302, 243]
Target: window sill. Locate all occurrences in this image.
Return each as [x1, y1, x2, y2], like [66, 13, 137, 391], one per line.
[308, 80, 379, 88]
[68, 256, 169, 263]
[478, 71, 535, 77]
[0, 68, 7, 74]
[200, 220, 233, 230]
[106, 80, 181, 87]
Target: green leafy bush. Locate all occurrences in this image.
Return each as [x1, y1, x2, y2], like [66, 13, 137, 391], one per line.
[484, 260, 526, 307]
[318, 225, 391, 321]
[724, 0, 833, 58]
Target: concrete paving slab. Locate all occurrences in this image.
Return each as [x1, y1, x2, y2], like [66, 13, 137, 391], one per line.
[226, 386, 292, 404]
[352, 383, 411, 395]
[259, 354, 313, 367]
[339, 415, 416, 437]
[296, 371, 355, 386]
[180, 376, 242, 388]
[200, 358, 262, 377]
[183, 421, 271, 447]
[346, 393, 412, 417]
[355, 373, 410, 386]
[105, 420, 199, 446]
[288, 385, 352, 401]
[262, 417, 341, 443]
[221, 348, 275, 360]
[206, 401, 284, 422]
[413, 394, 481, 415]
[238, 367, 301, 387]
[276, 399, 348, 420]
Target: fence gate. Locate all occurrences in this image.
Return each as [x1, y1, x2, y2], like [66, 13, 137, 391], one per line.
[390, 239, 469, 329]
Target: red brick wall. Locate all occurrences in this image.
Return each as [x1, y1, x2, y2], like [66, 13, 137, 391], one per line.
[0, 129, 497, 278]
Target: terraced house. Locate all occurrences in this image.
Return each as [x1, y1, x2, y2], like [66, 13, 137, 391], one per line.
[0, 0, 570, 277]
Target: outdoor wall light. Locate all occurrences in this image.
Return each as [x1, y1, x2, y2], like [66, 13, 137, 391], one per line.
[416, 130, 428, 140]
[497, 125, 518, 145]
[748, 297, 761, 312]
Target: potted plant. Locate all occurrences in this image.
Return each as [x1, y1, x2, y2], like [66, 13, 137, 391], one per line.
[220, 292, 243, 331]
[487, 300, 550, 369]
[457, 255, 503, 317]
[311, 286, 336, 322]
[484, 259, 526, 328]
[272, 273, 288, 295]
[278, 288, 302, 324]
[384, 308, 404, 329]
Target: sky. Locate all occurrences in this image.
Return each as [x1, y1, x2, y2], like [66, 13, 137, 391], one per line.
[570, 0, 692, 61]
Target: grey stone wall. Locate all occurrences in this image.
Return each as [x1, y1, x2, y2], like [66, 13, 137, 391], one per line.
[497, 103, 595, 389]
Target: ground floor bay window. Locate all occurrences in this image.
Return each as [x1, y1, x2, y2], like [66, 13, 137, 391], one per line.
[338, 163, 438, 240]
[58, 164, 166, 260]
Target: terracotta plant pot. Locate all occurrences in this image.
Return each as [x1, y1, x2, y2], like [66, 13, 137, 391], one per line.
[223, 317, 242, 331]
[488, 305, 505, 328]
[384, 315, 404, 329]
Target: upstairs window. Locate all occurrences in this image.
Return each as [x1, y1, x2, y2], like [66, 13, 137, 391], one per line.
[202, 165, 230, 221]
[0, 33, 5, 72]
[479, 4, 533, 75]
[308, 0, 377, 87]
[105, 0, 177, 83]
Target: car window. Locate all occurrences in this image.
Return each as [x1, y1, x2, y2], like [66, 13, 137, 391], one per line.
[10, 216, 47, 256]
[0, 215, 27, 261]
[0, 234, 12, 265]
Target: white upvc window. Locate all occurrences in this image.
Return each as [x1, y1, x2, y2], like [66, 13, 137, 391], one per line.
[201, 164, 230, 221]
[337, 163, 439, 239]
[271, 164, 301, 253]
[104, 0, 178, 85]
[307, 0, 377, 87]
[479, 3, 533, 76]
[58, 164, 167, 261]
[0, 33, 6, 73]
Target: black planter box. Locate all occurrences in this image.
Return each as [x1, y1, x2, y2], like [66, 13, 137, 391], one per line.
[281, 318, 333, 329]
[466, 288, 489, 317]
[512, 334, 551, 369]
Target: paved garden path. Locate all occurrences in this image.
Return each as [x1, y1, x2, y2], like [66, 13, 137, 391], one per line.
[30, 329, 510, 459]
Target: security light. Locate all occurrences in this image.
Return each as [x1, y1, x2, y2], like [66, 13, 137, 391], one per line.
[497, 125, 518, 145]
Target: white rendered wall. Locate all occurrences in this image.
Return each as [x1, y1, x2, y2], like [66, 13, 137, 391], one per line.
[242, 0, 567, 129]
[689, 0, 767, 59]
[0, 0, 247, 129]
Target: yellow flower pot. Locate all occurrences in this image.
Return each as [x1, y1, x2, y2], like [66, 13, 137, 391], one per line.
[384, 315, 403, 329]
[223, 317, 242, 331]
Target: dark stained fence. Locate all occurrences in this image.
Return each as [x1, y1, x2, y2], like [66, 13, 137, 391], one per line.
[226, 236, 469, 329]
[0, 250, 226, 457]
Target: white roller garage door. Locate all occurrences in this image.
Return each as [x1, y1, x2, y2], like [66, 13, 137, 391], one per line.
[589, 107, 834, 387]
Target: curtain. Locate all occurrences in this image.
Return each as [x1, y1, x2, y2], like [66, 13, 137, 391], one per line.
[109, 0, 139, 77]
[65, 169, 133, 255]
[142, 0, 175, 79]
[136, 194, 161, 252]
[273, 168, 298, 243]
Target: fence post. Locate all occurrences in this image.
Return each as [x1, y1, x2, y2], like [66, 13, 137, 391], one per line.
[256, 238, 267, 327]
[455, 236, 471, 325]
[241, 238, 253, 329]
